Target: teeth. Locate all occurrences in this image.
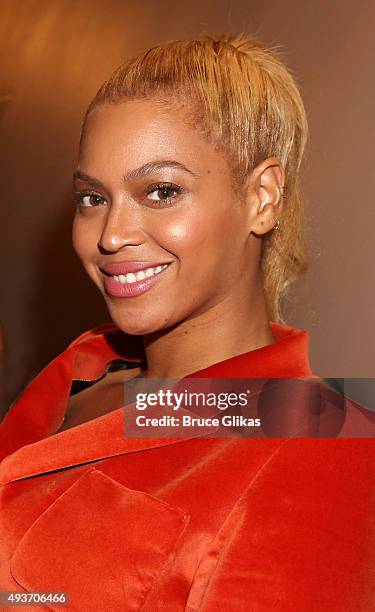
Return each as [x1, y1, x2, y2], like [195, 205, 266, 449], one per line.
[112, 264, 168, 285]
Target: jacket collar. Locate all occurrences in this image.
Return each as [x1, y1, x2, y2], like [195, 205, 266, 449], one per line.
[0, 322, 312, 485]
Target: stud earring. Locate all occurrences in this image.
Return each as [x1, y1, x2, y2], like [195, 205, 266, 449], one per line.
[273, 219, 281, 230]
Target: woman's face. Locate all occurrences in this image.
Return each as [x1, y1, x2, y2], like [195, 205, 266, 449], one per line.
[73, 100, 260, 335]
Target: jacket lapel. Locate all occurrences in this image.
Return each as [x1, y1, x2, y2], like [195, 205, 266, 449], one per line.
[0, 322, 313, 486]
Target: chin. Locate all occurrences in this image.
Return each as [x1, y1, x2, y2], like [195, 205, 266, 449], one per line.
[107, 307, 172, 336]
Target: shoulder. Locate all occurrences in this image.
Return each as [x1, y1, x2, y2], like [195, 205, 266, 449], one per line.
[0, 322, 142, 459]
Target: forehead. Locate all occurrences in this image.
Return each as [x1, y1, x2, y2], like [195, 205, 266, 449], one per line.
[79, 100, 224, 176]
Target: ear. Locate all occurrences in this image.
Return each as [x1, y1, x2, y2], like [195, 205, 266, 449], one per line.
[245, 157, 285, 236]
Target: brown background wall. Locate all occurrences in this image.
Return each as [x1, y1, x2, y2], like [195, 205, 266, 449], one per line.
[1, 0, 374, 413]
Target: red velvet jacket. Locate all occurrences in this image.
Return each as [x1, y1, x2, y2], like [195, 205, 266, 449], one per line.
[0, 322, 374, 611]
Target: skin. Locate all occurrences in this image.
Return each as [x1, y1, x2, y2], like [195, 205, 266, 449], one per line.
[72, 99, 284, 381]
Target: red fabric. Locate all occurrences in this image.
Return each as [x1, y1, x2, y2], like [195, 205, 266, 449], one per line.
[0, 322, 374, 611]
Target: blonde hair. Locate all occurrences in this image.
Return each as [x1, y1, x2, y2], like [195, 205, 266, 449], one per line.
[83, 33, 309, 322]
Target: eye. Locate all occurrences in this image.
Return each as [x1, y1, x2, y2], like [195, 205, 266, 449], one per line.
[74, 191, 106, 208]
[146, 182, 182, 206]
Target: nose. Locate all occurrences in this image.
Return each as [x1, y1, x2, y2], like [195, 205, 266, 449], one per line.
[98, 202, 146, 253]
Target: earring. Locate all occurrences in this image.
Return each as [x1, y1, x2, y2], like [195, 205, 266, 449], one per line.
[274, 185, 284, 230]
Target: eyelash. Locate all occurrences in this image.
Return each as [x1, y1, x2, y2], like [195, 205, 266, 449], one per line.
[74, 191, 105, 208]
[145, 182, 182, 205]
[74, 182, 182, 209]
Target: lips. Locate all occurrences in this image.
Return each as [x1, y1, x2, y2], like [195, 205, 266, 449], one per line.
[100, 261, 172, 298]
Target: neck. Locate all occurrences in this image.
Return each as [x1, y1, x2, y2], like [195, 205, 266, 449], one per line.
[141, 280, 274, 379]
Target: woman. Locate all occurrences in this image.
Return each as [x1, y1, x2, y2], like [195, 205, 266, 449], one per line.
[0, 34, 374, 611]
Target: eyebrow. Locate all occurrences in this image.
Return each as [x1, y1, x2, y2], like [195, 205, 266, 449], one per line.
[124, 160, 197, 181]
[73, 171, 104, 188]
[73, 160, 197, 187]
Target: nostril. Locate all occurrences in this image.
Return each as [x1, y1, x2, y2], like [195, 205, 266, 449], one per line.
[98, 225, 146, 253]
[98, 241, 117, 255]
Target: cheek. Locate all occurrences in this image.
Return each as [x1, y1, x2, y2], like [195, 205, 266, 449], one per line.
[71, 217, 85, 259]
[72, 216, 97, 265]
[155, 209, 225, 261]
[72, 216, 102, 284]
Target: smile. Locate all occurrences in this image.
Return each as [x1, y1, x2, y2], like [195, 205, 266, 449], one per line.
[102, 263, 170, 298]
[112, 265, 168, 285]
